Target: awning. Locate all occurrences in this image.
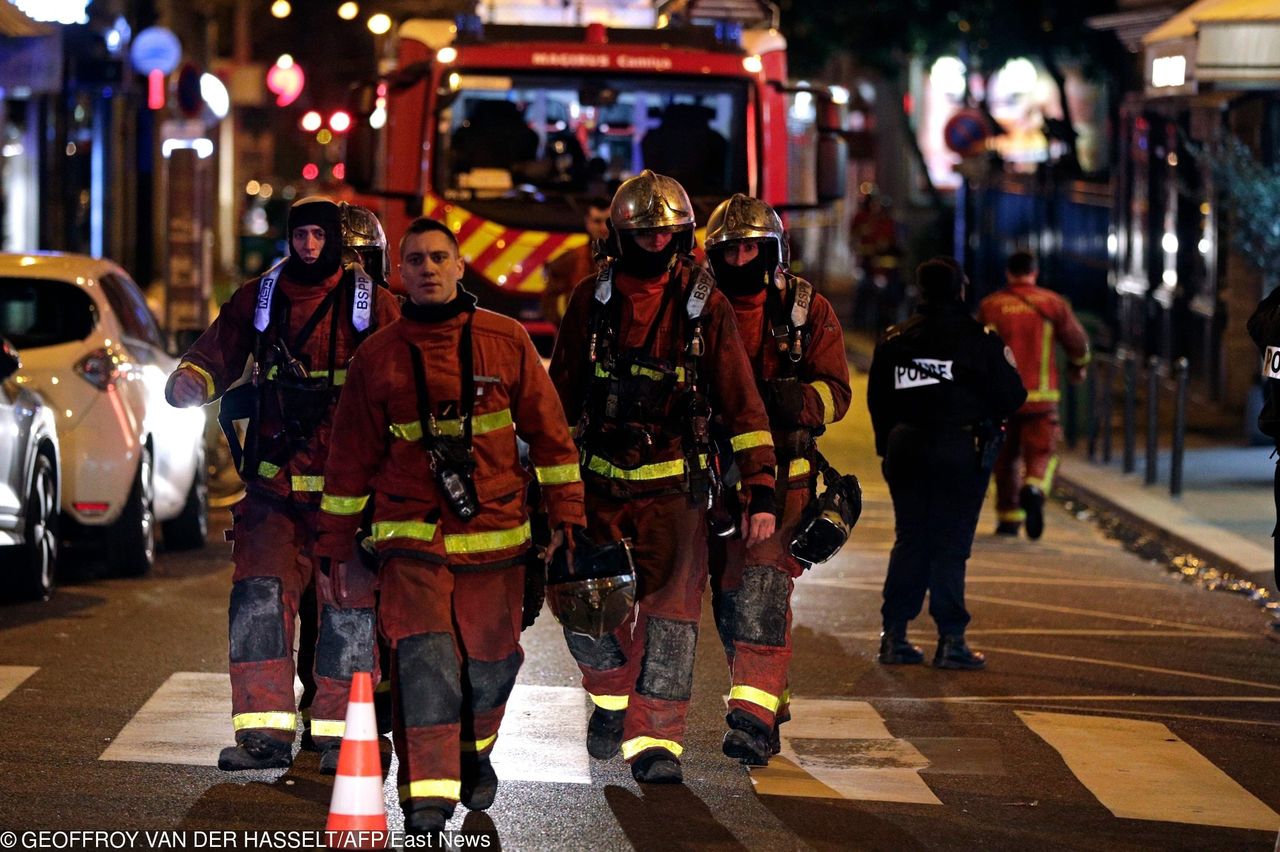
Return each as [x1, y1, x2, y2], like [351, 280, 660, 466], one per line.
[1143, 0, 1280, 91]
[0, 2, 53, 38]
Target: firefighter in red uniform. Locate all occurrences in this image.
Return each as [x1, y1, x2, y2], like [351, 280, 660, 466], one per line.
[542, 197, 610, 326]
[165, 196, 401, 772]
[316, 217, 585, 835]
[977, 251, 1090, 539]
[549, 170, 777, 784]
[704, 194, 852, 766]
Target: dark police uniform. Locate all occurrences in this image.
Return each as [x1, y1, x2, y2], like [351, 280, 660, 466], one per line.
[867, 299, 1026, 661]
[1247, 287, 1280, 589]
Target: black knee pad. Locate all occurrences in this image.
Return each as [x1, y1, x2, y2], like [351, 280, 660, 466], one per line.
[734, 565, 789, 647]
[229, 577, 287, 663]
[316, 605, 376, 680]
[712, 590, 737, 659]
[397, 633, 461, 727]
[637, 617, 698, 701]
[563, 628, 626, 671]
[466, 650, 522, 713]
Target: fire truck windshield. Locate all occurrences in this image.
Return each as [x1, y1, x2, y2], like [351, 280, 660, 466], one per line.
[434, 71, 748, 230]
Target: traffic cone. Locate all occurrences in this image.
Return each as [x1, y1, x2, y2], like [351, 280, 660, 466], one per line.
[324, 671, 388, 849]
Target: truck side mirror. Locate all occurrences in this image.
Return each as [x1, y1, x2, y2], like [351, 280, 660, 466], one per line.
[816, 132, 847, 203]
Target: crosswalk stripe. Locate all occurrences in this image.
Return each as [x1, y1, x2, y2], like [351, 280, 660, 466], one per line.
[749, 699, 941, 805]
[1018, 710, 1280, 831]
[489, 685, 590, 785]
[101, 672, 230, 765]
[0, 666, 38, 702]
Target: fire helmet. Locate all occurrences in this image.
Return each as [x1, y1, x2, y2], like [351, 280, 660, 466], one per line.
[546, 532, 638, 641]
[705, 193, 787, 268]
[610, 169, 695, 233]
[790, 469, 862, 567]
[339, 202, 389, 283]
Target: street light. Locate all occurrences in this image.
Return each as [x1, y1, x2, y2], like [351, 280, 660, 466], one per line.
[338, 2, 359, 20]
[270, 0, 291, 19]
[301, 110, 322, 132]
[329, 110, 352, 133]
[367, 13, 391, 35]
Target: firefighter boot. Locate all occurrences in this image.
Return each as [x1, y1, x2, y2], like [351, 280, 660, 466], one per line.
[586, 707, 626, 760]
[722, 709, 772, 767]
[460, 754, 498, 811]
[878, 629, 924, 665]
[403, 804, 450, 836]
[934, 635, 987, 670]
[217, 731, 293, 771]
[318, 743, 341, 776]
[1020, 485, 1046, 541]
[631, 748, 683, 784]
[994, 521, 1021, 536]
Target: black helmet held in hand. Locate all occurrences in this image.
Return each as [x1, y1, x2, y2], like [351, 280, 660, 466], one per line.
[790, 463, 862, 567]
[546, 530, 638, 641]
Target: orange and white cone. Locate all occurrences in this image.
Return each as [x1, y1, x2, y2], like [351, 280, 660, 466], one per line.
[325, 671, 388, 849]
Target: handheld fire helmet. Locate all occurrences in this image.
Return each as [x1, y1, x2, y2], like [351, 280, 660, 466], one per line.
[546, 531, 638, 641]
[789, 466, 862, 567]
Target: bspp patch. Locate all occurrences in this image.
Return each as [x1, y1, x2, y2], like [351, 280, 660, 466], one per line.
[229, 577, 286, 663]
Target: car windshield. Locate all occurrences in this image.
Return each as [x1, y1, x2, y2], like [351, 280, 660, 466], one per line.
[0, 277, 97, 349]
[433, 71, 749, 230]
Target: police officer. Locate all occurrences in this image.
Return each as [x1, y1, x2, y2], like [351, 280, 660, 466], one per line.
[317, 217, 585, 833]
[1248, 286, 1280, 590]
[866, 258, 1025, 669]
[549, 170, 776, 784]
[166, 196, 401, 771]
[704, 194, 851, 765]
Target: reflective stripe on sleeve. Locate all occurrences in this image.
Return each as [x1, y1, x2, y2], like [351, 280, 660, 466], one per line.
[444, 521, 532, 555]
[729, 684, 782, 713]
[233, 711, 297, 732]
[811, 380, 837, 424]
[320, 493, 370, 516]
[258, 461, 281, 478]
[291, 476, 324, 492]
[620, 736, 684, 760]
[788, 458, 811, 478]
[730, 430, 774, 453]
[370, 520, 438, 544]
[399, 779, 462, 802]
[181, 361, 217, 398]
[535, 463, 582, 485]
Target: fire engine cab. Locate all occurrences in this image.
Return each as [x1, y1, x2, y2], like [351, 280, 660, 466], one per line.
[344, 0, 847, 347]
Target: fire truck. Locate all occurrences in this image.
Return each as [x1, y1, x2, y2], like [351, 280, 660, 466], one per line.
[344, 0, 847, 350]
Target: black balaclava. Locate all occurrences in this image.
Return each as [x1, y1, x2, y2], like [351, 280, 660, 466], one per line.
[709, 243, 774, 297]
[615, 228, 683, 278]
[283, 196, 343, 284]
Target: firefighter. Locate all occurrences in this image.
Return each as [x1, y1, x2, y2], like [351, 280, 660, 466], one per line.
[548, 170, 777, 784]
[704, 194, 852, 766]
[315, 217, 585, 834]
[867, 258, 1026, 670]
[165, 196, 401, 772]
[542, 197, 610, 326]
[977, 251, 1090, 539]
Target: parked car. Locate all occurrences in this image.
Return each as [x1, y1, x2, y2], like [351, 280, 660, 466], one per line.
[0, 336, 60, 600]
[0, 253, 209, 576]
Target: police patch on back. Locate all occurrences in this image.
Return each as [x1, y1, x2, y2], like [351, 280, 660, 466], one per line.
[894, 358, 954, 389]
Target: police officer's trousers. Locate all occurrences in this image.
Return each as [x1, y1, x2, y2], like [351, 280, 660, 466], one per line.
[881, 425, 990, 637]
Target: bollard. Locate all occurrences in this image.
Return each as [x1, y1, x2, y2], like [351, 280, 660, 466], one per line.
[1100, 358, 1115, 464]
[1145, 356, 1160, 485]
[1123, 352, 1138, 474]
[1171, 357, 1189, 497]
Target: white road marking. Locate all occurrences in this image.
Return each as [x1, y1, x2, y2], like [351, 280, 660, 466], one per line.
[0, 666, 37, 702]
[976, 645, 1280, 692]
[1019, 711, 1280, 832]
[101, 672, 230, 765]
[489, 684, 590, 785]
[749, 699, 941, 805]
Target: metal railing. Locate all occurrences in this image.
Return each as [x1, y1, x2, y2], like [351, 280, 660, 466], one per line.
[1074, 351, 1191, 496]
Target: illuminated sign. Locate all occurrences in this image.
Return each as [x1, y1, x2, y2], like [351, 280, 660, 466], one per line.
[1152, 55, 1187, 88]
[11, 0, 88, 25]
[131, 27, 182, 75]
[266, 54, 305, 107]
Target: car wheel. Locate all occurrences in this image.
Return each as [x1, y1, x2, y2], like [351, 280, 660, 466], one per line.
[12, 453, 58, 602]
[108, 446, 155, 577]
[162, 446, 209, 550]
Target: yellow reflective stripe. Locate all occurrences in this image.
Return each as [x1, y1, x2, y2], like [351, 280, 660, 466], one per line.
[593, 364, 686, 382]
[1025, 390, 1061, 403]
[586, 455, 685, 481]
[1027, 456, 1060, 493]
[461, 733, 498, 753]
[1071, 351, 1092, 367]
[589, 693, 629, 711]
[730, 430, 774, 452]
[233, 711, 297, 732]
[389, 409, 513, 441]
[291, 475, 324, 492]
[370, 520, 438, 543]
[620, 736, 684, 760]
[811, 380, 836, 424]
[535, 463, 581, 485]
[444, 521, 531, 555]
[788, 458, 811, 478]
[181, 361, 217, 398]
[310, 719, 346, 738]
[780, 687, 791, 705]
[998, 509, 1027, 522]
[320, 493, 370, 516]
[375, 680, 391, 694]
[1039, 320, 1053, 394]
[265, 366, 347, 385]
[258, 461, 281, 478]
[729, 684, 782, 713]
[400, 779, 462, 802]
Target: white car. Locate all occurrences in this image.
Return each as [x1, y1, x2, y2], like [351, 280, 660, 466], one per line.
[0, 253, 209, 576]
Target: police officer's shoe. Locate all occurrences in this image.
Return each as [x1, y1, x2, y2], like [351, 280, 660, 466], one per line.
[217, 731, 293, 771]
[878, 631, 924, 665]
[318, 743, 341, 776]
[403, 804, 450, 836]
[586, 707, 626, 760]
[631, 749, 683, 784]
[933, 635, 986, 670]
[722, 709, 772, 766]
[460, 754, 498, 811]
[1020, 485, 1046, 541]
[995, 521, 1021, 536]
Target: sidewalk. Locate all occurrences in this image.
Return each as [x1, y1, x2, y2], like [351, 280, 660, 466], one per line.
[845, 330, 1278, 598]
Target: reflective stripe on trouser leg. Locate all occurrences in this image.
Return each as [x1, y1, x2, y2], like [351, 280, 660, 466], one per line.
[396, 632, 462, 807]
[228, 497, 312, 746]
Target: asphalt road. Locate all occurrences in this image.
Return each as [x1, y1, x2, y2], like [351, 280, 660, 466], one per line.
[0, 367, 1277, 851]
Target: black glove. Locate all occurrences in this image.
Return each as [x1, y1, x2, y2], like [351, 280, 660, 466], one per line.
[766, 379, 807, 425]
[521, 547, 548, 630]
